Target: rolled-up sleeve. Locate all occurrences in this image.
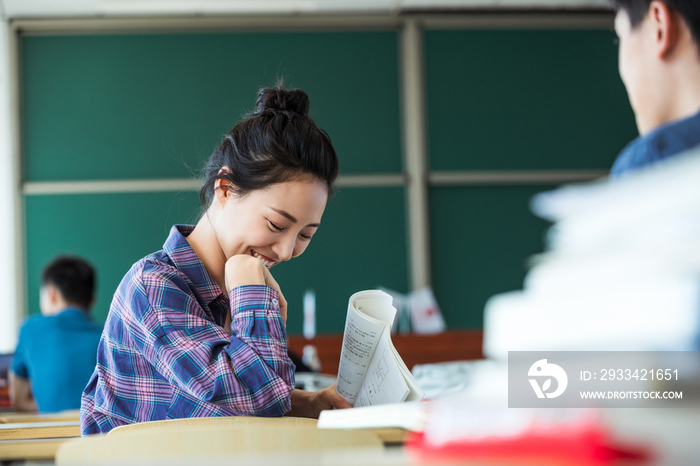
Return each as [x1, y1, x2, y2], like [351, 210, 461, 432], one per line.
[130, 267, 294, 417]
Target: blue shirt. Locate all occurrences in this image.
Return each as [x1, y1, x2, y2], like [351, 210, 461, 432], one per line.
[13, 308, 103, 413]
[610, 109, 700, 177]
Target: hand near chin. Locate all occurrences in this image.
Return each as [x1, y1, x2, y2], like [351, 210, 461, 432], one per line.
[224, 255, 288, 325]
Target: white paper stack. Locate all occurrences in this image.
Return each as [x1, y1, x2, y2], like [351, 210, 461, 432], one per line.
[484, 148, 700, 360]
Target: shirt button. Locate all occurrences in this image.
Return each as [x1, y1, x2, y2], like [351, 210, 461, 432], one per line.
[271, 298, 279, 306]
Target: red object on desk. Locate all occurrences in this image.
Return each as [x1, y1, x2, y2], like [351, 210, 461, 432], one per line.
[406, 423, 652, 466]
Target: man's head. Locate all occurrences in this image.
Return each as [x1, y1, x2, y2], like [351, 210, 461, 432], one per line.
[39, 256, 95, 316]
[612, 0, 700, 134]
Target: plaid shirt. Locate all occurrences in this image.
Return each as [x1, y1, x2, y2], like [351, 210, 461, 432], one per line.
[81, 225, 294, 435]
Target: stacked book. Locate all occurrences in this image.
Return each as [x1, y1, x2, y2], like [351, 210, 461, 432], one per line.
[484, 148, 700, 359]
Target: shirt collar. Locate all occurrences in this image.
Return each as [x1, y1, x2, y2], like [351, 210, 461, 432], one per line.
[56, 307, 90, 320]
[162, 225, 225, 306]
[642, 107, 700, 144]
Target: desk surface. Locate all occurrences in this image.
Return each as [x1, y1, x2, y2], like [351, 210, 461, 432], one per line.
[4, 409, 699, 464]
[0, 419, 405, 462]
[364, 428, 407, 446]
[46, 445, 546, 466]
[0, 437, 70, 461]
[0, 420, 81, 440]
[0, 409, 80, 424]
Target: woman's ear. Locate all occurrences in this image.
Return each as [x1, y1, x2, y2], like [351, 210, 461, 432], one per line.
[214, 167, 234, 207]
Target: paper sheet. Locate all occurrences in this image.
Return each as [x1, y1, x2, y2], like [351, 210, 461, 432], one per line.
[354, 327, 410, 407]
[335, 291, 396, 405]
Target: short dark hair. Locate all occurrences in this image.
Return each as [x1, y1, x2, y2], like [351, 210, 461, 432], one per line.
[200, 83, 339, 206]
[612, 0, 700, 50]
[41, 256, 95, 310]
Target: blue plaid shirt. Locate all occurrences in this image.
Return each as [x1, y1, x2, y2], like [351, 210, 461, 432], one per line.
[81, 225, 295, 435]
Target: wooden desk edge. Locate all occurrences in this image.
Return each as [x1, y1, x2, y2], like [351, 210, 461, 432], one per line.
[0, 412, 81, 424]
[0, 437, 71, 460]
[0, 422, 81, 440]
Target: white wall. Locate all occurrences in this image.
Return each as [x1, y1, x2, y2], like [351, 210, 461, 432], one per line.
[0, 5, 19, 353]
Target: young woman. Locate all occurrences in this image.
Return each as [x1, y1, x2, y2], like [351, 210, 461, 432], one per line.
[81, 85, 351, 435]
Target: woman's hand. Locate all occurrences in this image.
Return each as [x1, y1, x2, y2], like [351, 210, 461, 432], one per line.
[311, 384, 352, 414]
[224, 255, 265, 289]
[260, 265, 287, 326]
[286, 384, 352, 419]
[224, 255, 287, 324]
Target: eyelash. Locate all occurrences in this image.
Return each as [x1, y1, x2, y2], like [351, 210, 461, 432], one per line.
[269, 220, 284, 232]
[268, 221, 312, 240]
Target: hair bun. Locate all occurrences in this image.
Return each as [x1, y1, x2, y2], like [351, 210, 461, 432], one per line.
[255, 86, 310, 118]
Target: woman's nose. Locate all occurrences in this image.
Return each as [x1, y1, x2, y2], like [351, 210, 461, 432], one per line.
[273, 235, 295, 262]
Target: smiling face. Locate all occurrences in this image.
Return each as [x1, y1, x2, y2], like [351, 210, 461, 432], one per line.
[210, 176, 328, 269]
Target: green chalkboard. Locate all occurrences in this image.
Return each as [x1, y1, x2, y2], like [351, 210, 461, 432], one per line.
[429, 185, 555, 329]
[25, 191, 201, 324]
[22, 31, 402, 181]
[24, 187, 408, 334]
[21, 26, 640, 334]
[425, 29, 638, 171]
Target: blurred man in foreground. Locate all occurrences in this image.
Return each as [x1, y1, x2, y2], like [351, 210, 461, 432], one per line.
[611, 0, 700, 176]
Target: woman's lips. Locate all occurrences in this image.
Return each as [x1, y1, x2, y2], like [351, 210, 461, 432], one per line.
[250, 250, 278, 269]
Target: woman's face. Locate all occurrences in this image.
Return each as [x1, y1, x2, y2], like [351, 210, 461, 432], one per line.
[211, 177, 328, 269]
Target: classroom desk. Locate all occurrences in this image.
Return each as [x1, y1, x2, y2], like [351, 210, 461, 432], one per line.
[50, 408, 700, 466]
[53, 442, 473, 466]
[0, 420, 406, 462]
[0, 437, 70, 461]
[0, 420, 81, 461]
[10, 409, 700, 465]
[49, 445, 624, 466]
[0, 420, 80, 440]
[0, 409, 80, 424]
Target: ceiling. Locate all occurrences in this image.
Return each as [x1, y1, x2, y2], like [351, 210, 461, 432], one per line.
[1, 0, 611, 19]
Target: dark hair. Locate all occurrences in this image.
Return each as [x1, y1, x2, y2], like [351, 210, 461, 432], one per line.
[200, 83, 339, 206]
[41, 255, 95, 311]
[612, 0, 700, 50]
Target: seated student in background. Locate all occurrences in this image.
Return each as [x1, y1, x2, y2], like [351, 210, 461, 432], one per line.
[11, 256, 102, 412]
[81, 84, 351, 435]
[610, 0, 700, 176]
